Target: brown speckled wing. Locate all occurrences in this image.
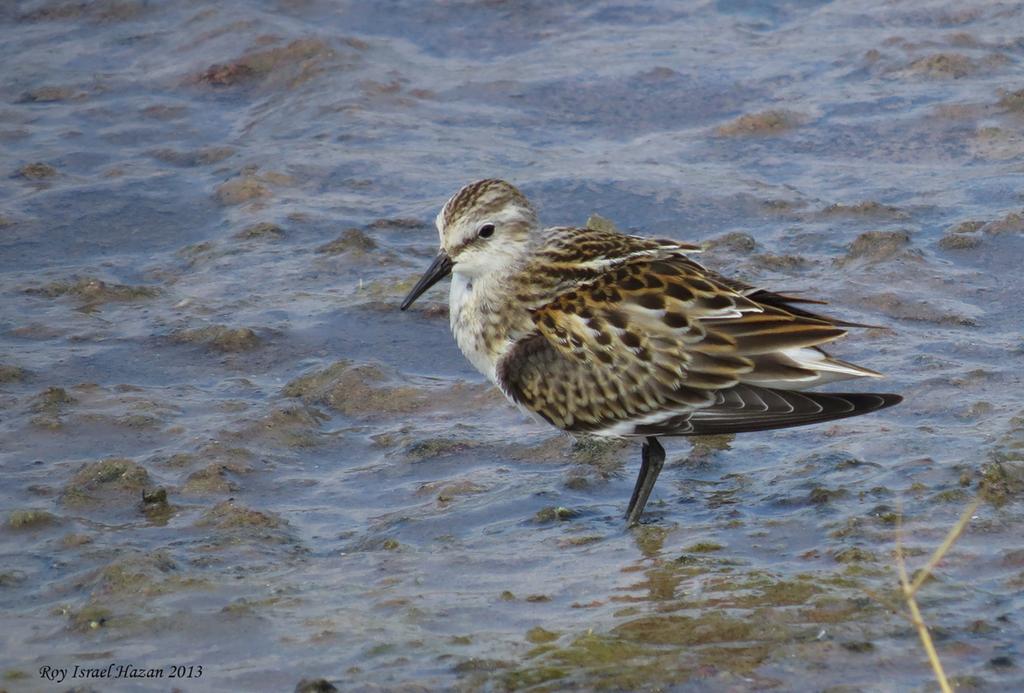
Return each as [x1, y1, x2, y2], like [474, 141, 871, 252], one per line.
[496, 333, 901, 436]
[495, 231, 884, 435]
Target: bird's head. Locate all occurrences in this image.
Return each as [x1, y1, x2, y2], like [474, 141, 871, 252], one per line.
[401, 179, 536, 309]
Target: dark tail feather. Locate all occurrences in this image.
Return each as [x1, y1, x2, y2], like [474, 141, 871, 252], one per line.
[746, 290, 883, 329]
[638, 385, 902, 436]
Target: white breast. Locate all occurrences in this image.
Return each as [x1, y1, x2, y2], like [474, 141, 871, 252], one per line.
[449, 272, 500, 382]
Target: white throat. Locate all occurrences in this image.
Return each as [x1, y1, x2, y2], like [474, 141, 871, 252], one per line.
[449, 271, 475, 318]
[448, 270, 502, 382]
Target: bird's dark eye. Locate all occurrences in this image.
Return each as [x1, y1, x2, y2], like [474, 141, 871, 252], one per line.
[478, 223, 495, 238]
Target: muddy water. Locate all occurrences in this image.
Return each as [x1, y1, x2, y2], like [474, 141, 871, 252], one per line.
[2, 1, 1023, 690]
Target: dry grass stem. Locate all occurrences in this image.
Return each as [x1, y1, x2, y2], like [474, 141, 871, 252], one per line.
[895, 497, 979, 693]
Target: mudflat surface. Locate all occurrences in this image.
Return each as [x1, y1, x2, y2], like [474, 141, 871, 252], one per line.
[2, 1, 1023, 690]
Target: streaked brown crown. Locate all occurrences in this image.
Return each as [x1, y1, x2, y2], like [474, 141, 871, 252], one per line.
[441, 179, 536, 232]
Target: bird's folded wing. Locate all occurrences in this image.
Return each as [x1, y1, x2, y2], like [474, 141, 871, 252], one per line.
[497, 250, 886, 435]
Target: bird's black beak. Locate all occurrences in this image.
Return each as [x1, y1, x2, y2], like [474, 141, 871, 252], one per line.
[399, 251, 453, 310]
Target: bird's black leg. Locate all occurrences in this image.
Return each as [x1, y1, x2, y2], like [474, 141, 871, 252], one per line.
[625, 436, 665, 525]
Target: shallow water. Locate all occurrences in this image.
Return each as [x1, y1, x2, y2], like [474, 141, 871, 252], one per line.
[2, 0, 1024, 690]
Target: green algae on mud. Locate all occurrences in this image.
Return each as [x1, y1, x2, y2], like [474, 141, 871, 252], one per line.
[233, 221, 285, 241]
[196, 38, 343, 91]
[62, 551, 210, 634]
[213, 174, 274, 205]
[495, 566, 882, 691]
[998, 87, 1024, 112]
[149, 145, 235, 167]
[6, 508, 59, 530]
[978, 459, 1024, 507]
[196, 500, 287, 530]
[171, 324, 263, 352]
[836, 230, 918, 267]
[286, 362, 499, 428]
[24, 276, 160, 307]
[818, 200, 909, 220]
[31, 385, 76, 412]
[317, 228, 378, 255]
[904, 53, 978, 79]
[140, 486, 172, 519]
[533, 506, 579, 523]
[227, 406, 328, 449]
[939, 233, 983, 250]
[702, 231, 757, 254]
[182, 463, 244, 495]
[15, 162, 58, 179]
[418, 478, 487, 506]
[194, 500, 300, 550]
[0, 364, 27, 382]
[284, 360, 430, 416]
[684, 541, 723, 553]
[59, 458, 151, 509]
[715, 109, 805, 136]
[403, 437, 478, 462]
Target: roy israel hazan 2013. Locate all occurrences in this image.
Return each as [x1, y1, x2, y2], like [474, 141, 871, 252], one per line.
[39, 662, 201, 683]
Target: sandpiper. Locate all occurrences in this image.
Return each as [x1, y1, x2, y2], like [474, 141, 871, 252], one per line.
[400, 179, 901, 524]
